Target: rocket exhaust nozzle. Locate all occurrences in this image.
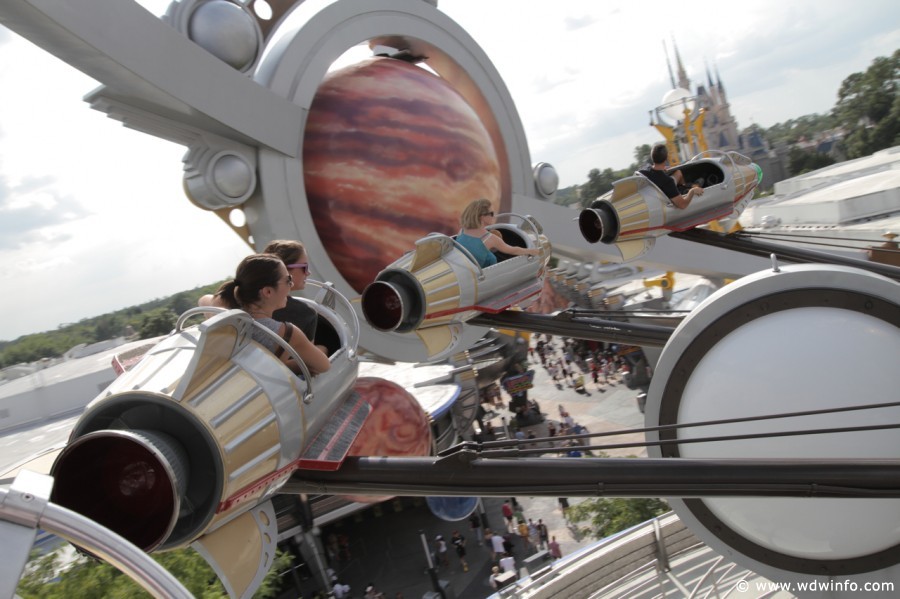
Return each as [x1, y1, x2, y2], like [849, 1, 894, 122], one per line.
[51, 429, 190, 552]
[579, 202, 619, 244]
[361, 274, 423, 333]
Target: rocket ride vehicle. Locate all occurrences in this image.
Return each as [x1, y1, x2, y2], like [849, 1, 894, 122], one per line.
[360, 212, 551, 361]
[578, 150, 763, 262]
[45, 281, 369, 599]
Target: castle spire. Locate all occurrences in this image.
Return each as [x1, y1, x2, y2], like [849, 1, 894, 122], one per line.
[715, 63, 727, 101]
[705, 60, 718, 104]
[664, 40, 676, 89]
[672, 37, 690, 90]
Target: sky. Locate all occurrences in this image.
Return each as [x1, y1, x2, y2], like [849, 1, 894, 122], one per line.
[0, 0, 898, 341]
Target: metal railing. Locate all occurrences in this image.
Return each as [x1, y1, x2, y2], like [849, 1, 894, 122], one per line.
[1, 470, 191, 599]
[490, 512, 761, 599]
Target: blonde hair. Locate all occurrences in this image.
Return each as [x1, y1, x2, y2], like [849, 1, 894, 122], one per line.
[460, 198, 493, 229]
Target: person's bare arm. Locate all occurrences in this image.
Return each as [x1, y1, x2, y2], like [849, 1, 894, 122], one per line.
[283, 323, 331, 374]
[198, 294, 229, 318]
[671, 185, 704, 209]
[199, 294, 229, 308]
[483, 234, 540, 257]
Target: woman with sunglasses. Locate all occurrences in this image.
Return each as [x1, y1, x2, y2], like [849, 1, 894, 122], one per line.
[263, 240, 318, 342]
[457, 198, 541, 268]
[210, 253, 330, 375]
[201, 240, 319, 342]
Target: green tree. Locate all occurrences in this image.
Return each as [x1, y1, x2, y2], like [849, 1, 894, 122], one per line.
[0, 334, 66, 366]
[579, 168, 617, 207]
[0, 281, 230, 365]
[94, 315, 123, 341]
[552, 184, 580, 206]
[137, 308, 177, 339]
[168, 292, 194, 317]
[833, 49, 900, 158]
[578, 160, 640, 208]
[787, 146, 836, 175]
[761, 113, 836, 147]
[568, 497, 669, 540]
[632, 143, 652, 168]
[17, 546, 294, 598]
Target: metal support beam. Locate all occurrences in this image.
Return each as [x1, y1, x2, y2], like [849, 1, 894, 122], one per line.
[470, 311, 674, 347]
[283, 456, 900, 498]
[672, 229, 900, 282]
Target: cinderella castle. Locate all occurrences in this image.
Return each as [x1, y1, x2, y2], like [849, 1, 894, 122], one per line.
[660, 40, 788, 190]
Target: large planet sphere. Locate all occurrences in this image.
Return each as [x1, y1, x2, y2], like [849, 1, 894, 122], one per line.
[341, 376, 434, 504]
[348, 376, 433, 458]
[303, 56, 501, 292]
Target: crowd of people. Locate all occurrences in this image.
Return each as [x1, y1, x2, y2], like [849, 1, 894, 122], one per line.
[419, 497, 568, 593]
[475, 330, 645, 458]
[484, 498, 563, 591]
[533, 334, 632, 392]
[328, 574, 392, 599]
[315, 329, 639, 597]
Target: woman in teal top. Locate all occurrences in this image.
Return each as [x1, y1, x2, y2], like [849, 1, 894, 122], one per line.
[456, 230, 498, 267]
[457, 199, 541, 268]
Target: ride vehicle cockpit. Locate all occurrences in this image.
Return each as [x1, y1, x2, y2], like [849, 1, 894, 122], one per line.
[360, 212, 551, 360]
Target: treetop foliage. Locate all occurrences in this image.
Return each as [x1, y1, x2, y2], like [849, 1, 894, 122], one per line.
[0, 281, 224, 368]
[567, 497, 670, 540]
[16, 546, 294, 598]
[833, 49, 899, 159]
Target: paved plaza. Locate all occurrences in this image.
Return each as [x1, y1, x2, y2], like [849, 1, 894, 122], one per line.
[313, 336, 647, 599]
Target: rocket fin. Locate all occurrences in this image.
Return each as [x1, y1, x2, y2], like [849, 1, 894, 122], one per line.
[410, 236, 452, 271]
[610, 177, 641, 201]
[192, 500, 278, 599]
[416, 325, 456, 360]
[616, 238, 655, 262]
[474, 281, 543, 314]
[296, 391, 371, 471]
[172, 310, 253, 400]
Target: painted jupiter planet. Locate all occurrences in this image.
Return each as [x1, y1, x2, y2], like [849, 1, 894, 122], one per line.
[303, 56, 502, 292]
[342, 376, 434, 503]
[348, 376, 433, 459]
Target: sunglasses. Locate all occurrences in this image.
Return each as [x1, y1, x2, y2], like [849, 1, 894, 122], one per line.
[481, 211, 495, 217]
[287, 262, 309, 275]
[282, 274, 294, 286]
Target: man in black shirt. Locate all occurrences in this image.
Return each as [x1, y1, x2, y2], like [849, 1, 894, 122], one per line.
[639, 144, 704, 209]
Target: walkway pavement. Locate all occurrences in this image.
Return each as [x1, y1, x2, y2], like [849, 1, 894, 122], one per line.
[303, 336, 647, 599]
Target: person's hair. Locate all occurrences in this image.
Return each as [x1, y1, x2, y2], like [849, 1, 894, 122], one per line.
[460, 198, 493, 229]
[212, 280, 240, 309]
[263, 239, 306, 265]
[216, 254, 284, 308]
[650, 143, 668, 165]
